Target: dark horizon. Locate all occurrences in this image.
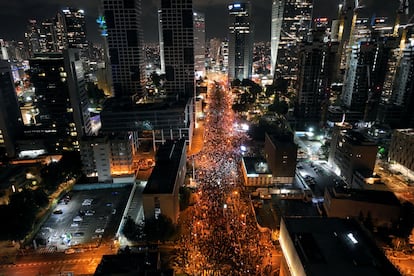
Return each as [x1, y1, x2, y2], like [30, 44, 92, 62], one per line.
[0, 0, 406, 44]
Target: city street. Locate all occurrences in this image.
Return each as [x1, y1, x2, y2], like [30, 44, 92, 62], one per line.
[173, 74, 280, 275]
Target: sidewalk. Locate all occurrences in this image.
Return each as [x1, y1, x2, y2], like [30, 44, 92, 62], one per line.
[187, 121, 205, 156]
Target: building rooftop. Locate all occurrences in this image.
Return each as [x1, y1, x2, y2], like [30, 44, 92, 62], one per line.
[242, 157, 272, 175]
[282, 217, 401, 276]
[341, 129, 377, 146]
[327, 186, 401, 206]
[143, 139, 186, 195]
[395, 128, 414, 137]
[94, 252, 174, 276]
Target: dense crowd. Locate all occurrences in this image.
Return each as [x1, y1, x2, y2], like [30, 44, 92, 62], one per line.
[174, 79, 277, 275]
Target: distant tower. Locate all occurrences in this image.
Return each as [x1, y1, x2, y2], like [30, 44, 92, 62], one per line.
[0, 60, 23, 158]
[227, 1, 253, 81]
[193, 11, 206, 78]
[57, 8, 89, 56]
[25, 20, 41, 57]
[101, 0, 146, 100]
[270, 0, 284, 76]
[159, 0, 195, 100]
[158, 9, 165, 73]
[272, 0, 313, 86]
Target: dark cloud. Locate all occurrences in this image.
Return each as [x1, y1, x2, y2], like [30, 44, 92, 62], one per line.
[0, 0, 410, 44]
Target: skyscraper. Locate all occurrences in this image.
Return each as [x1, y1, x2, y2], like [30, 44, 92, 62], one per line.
[378, 41, 414, 128]
[28, 50, 90, 152]
[296, 28, 337, 125]
[271, 0, 313, 86]
[0, 60, 23, 158]
[228, 1, 253, 81]
[101, 0, 146, 100]
[270, 0, 284, 76]
[159, 0, 195, 100]
[57, 8, 89, 54]
[193, 11, 206, 78]
[341, 36, 394, 122]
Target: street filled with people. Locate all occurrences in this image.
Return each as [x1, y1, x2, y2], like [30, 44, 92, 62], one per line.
[174, 77, 278, 275]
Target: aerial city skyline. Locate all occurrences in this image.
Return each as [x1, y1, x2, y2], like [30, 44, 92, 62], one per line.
[0, 0, 407, 42]
[0, 0, 414, 275]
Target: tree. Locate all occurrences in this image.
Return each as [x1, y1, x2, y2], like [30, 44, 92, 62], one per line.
[122, 217, 139, 241]
[268, 97, 289, 115]
[143, 214, 176, 241]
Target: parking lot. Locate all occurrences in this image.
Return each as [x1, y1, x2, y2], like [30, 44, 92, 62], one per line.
[35, 186, 131, 252]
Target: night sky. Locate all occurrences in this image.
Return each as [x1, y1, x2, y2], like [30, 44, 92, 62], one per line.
[0, 0, 407, 44]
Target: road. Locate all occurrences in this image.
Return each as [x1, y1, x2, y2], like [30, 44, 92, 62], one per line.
[172, 73, 280, 275]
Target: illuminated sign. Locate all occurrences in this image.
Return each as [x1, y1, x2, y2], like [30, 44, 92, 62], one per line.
[96, 16, 108, 37]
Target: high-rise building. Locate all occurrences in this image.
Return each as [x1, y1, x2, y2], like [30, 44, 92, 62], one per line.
[25, 20, 41, 57]
[57, 8, 89, 54]
[296, 28, 337, 125]
[40, 19, 59, 53]
[227, 1, 253, 81]
[193, 11, 206, 78]
[101, 0, 146, 99]
[378, 40, 414, 128]
[271, 0, 313, 87]
[270, 0, 284, 76]
[0, 60, 23, 158]
[28, 50, 90, 152]
[159, 0, 195, 100]
[341, 36, 395, 122]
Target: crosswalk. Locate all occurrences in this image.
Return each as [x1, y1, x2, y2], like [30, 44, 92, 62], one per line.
[36, 246, 57, 254]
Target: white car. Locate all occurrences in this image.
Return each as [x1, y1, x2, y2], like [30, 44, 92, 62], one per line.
[82, 199, 93, 206]
[73, 216, 83, 222]
[95, 228, 104, 233]
[70, 223, 79, 227]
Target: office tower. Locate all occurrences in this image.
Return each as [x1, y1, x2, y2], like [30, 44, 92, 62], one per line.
[159, 0, 195, 100]
[193, 11, 206, 78]
[341, 36, 395, 122]
[158, 10, 165, 73]
[378, 40, 414, 128]
[228, 1, 253, 81]
[270, 0, 283, 76]
[57, 8, 89, 55]
[28, 50, 90, 152]
[0, 60, 23, 158]
[40, 19, 59, 53]
[0, 39, 8, 60]
[272, 0, 313, 87]
[296, 28, 337, 126]
[101, 0, 146, 99]
[25, 20, 41, 57]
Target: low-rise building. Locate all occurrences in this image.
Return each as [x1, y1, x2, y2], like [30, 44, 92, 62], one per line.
[324, 186, 401, 228]
[142, 139, 186, 224]
[264, 132, 297, 184]
[388, 129, 414, 175]
[328, 128, 377, 184]
[241, 157, 274, 187]
[279, 217, 401, 276]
